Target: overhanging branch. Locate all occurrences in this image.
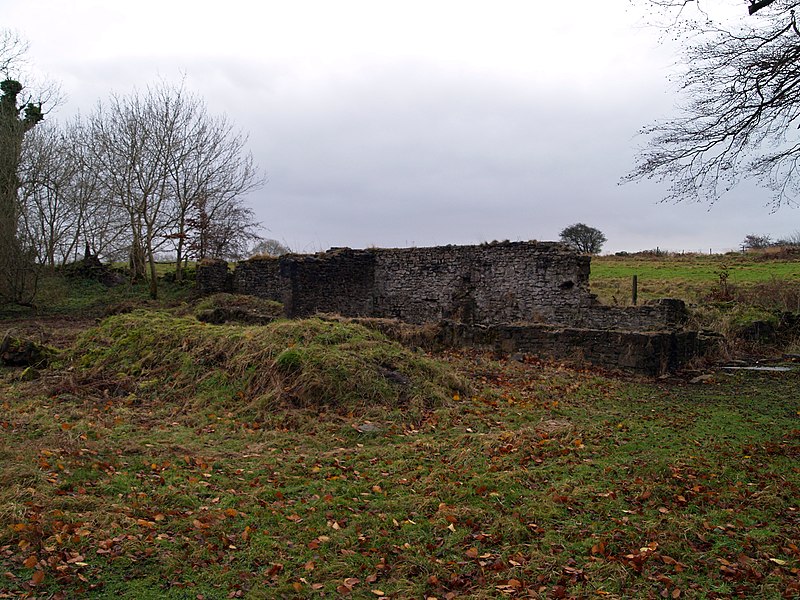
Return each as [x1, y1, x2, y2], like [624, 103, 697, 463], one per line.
[749, 0, 779, 15]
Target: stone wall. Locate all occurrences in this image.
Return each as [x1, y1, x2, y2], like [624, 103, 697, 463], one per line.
[195, 241, 703, 373]
[195, 259, 230, 296]
[436, 321, 699, 376]
[551, 299, 689, 332]
[372, 242, 594, 324]
[233, 257, 287, 303]
[200, 241, 603, 325]
[280, 248, 376, 318]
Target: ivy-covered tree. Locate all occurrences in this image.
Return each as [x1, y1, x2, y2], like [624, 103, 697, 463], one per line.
[0, 77, 43, 304]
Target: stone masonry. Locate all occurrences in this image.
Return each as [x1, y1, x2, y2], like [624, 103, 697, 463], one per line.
[196, 241, 699, 374]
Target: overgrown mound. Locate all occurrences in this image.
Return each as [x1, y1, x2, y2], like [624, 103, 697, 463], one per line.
[73, 311, 467, 413]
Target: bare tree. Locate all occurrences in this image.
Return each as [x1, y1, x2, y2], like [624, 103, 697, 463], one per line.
[0, 30, 28, 75]
[742, 233, 773, 249]
[17, 120, 80, 269]
[627, 1, 800, 207]
[87, 84, 181, 297]
[87, 80, 263, 297]
[162, 88, 263, 279]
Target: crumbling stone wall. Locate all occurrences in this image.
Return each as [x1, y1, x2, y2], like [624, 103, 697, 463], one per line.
[234, 257, 288, 304]
[372, 242, 594, 324]
[436, 321, 699, 376]
[203, 241, 601, 325]
[552, 299, 689, 332]
[195, 241, 702, 373]
[196, 259, 230, 296]
[280, 248, 376, 318]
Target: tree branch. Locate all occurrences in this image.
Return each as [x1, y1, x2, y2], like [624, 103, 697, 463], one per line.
[749, 0, 779, 15]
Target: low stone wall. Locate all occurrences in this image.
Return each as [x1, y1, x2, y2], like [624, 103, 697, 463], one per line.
[437, 321, 699, 375]
[551, 299, 689, 332]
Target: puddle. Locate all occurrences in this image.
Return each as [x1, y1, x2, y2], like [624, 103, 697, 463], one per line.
[722, 366, 795, 372]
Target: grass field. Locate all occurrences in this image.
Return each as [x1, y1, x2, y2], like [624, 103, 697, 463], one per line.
[1, 255, 799, 598]
[1, 315, 799, 598]
[590, 252, 800, 305]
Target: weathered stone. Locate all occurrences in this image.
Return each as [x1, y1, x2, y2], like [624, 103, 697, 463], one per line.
[195, 241, 703, 374]
[0, 334, 51, 367]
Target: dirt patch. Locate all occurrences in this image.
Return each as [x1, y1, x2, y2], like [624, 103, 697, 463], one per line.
[535, 418, 574, 436]
[0, 316, 95, 351]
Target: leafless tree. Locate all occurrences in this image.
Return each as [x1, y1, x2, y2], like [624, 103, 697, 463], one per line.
[87, 80, 263, 297]
[0, 30, 28, 75]
[250, 238, 291, 257]
[162, 86, 263, 279]
[87, 83, 182, 298]
[627, 1, 800, 208]
[17, 120, 80, 269]
[17, 118, 126, 268]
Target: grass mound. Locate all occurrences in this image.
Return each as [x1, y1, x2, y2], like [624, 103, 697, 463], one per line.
[73, 310, 467, 414]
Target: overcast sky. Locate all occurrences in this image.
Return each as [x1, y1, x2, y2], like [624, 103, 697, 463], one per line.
[4, 0, 798, 253]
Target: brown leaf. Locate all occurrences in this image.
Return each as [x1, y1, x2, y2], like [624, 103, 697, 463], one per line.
[23, 555, 38, 569]
[31, 570, 45, 585]
[466, 547, 479, 559]
[304, 560, 315, 571]
[336, 584, 352, 595]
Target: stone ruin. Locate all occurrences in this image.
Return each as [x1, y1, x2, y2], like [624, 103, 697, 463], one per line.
[196, 241, 705, 375]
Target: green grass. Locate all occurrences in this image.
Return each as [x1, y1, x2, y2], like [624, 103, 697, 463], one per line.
[0, 272, 192, 320]
[591, 253, 800, 305]
[1, 330, 798, 598]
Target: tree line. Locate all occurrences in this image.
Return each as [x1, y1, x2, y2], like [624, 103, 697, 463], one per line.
[1, 31, 263, 304]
